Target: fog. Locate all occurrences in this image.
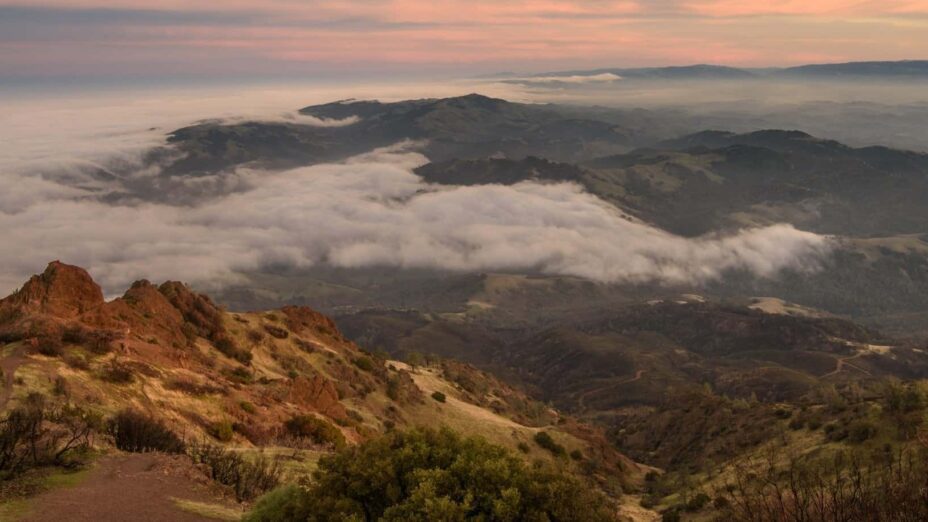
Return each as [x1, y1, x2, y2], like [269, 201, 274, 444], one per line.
[8, 77, 910, 294]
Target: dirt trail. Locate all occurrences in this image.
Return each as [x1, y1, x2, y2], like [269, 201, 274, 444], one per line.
[0, 345, 28, 409]
[822, 353, 871, 378]
[19, 453, 241, 522]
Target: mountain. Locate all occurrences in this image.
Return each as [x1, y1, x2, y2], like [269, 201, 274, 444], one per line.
[0, 262, 644, 515]
[778, 60, 928, 78]
[525, 61, 928, 82]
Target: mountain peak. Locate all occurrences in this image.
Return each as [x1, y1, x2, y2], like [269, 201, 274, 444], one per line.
[1, 261, 104, 319]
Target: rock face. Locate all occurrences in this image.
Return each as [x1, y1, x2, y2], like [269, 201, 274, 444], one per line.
[0, 261, 104, 319]
[288, 375, 348, 420]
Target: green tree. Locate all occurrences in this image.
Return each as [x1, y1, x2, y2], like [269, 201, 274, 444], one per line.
[245, 427, 614, 521]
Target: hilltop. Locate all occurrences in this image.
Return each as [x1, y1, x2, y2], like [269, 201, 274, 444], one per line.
[0, 261, 645, 519]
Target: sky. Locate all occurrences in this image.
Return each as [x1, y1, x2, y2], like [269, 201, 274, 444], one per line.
[2, 0, 927, 83]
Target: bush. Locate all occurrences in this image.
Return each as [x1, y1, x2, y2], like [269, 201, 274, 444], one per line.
[533, 431, 567, 457]
[188, 442, 282, 502]
[244, 427, 614, 521]
[686, 492, 711, 512]
[240, 401, 257, 414]
[263, 325, 289, 340]
[214, 336, 252, 365]
[352, 356, 376, 372]
[0, 393, 99, 479]
[247, 329, 265, 344]
[108, 409, 185, 454]
[284, 415, 346, 449]
[431, 391, 446, 403]
[36, 335, 64, 357]
[244, 484, 309, 522]
[848, 420, 878, 443]
[100, 359, 135, 384]
[570, 449, 584, 461]
[210, 420, 235, 442]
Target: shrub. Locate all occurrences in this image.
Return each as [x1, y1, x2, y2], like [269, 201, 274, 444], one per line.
[226, 366, 254, 384]
[517, 441, 531, 453]
[63, 354, 90, 371]
[240, 401, 257, 414]
[100, 359, 135, 384]
[244, 427, 614, 521]
[165, 378, 224, 396]
[214, 335, 252, 365]
[210, 420, 235, 442]
[533, 431, 567, 457]
[352, 356, 375, 372]
[36, 335, 64, 357]
[0, 393, 99, 479]
[247, 329, 265, 344]
[108, 409, 185, 453]
[263, 325, 289, 340]
[188, 442, 282, 501]
[244, 484, 309, 522]
[284, 415, 346, 450]
[570, 449, 584, 461]
[848, 421, 878, 443]
[431, 391, 446, 403]
[686, 492, 711, 512]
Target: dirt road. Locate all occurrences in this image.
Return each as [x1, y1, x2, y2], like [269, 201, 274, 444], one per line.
[18, 453, 242, 522]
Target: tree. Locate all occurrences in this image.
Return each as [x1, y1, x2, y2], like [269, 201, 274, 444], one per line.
[246, 427, 615, 521]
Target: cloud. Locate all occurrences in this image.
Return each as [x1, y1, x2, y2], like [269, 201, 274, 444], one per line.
[507, 73, 623, 85]
[0, 139, 832, 295]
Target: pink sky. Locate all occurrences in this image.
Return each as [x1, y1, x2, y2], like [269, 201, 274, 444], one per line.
[2, 0, 927, 79]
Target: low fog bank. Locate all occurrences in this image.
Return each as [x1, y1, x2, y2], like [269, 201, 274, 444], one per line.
[0, 81, 849, 295]
[0, 138, 831, 295]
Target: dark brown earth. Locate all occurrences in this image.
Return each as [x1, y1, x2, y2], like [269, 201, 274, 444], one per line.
[20, 453, 241, 522]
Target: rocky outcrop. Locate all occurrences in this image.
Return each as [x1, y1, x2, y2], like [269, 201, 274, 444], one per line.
[0, 261, 104, 319]
[287, 375, 347, 420]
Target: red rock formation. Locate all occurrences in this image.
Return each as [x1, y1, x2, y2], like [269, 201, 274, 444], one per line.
[0, 261, 104, 319]
[288, 375, 347, 421]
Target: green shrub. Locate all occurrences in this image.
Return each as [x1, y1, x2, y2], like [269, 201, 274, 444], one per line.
[244, 427, 613, 521]
[533, 431, 567, 457]
[352, 356, 376, 372]
[109, 409, 185, 453]
[244, 484, 309, 522]
[284, 415, 346, 449]
[431, 391, 446, 403]
[210, 420, 235, 442]
[848, 420, 878, 443]
[240, 401, 257, 414]
[214, 335, 252, 365]
[570, 449, 584, 461]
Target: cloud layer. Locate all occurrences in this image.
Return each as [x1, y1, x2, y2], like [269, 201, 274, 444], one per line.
[0, 136, 832, 295]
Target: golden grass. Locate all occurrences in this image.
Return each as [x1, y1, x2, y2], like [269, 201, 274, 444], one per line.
[172, 498, 242, 521]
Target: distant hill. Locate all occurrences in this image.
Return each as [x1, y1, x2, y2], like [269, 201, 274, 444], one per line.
[526, 64, 756, 80]
[777, 60, 928, 78]
[523, 60, 928, 82]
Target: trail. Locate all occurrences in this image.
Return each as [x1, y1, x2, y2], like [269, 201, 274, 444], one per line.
[821, 353, 871, 378]
[577, 370, 645, 411]
[19, 453, 241, 522]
